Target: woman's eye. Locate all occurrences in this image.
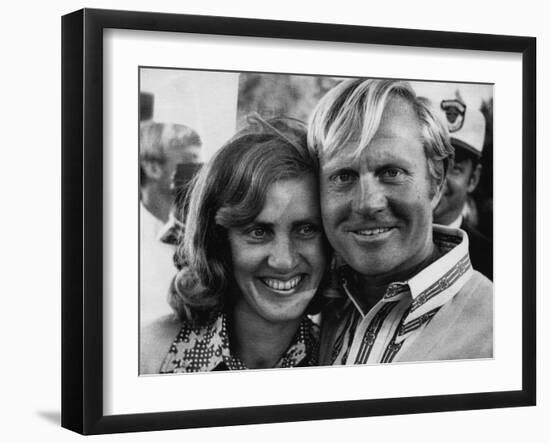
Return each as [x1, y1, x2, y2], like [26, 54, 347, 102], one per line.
[249, 228, 266, 238]
[297, 224, 318, 237]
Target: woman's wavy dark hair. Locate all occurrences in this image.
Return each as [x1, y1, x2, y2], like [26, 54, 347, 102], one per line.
[168, 115, 331, 324]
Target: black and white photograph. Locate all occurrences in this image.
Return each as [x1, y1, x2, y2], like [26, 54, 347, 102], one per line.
[138, 68, 494, 374]
[3, 0, 548, 440]
[57, 6, 537, 437]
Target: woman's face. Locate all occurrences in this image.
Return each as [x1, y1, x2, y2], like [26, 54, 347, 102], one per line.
[227, 174, 327, 325]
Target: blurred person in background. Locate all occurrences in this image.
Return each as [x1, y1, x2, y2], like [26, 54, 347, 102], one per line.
[139, 121, 202, 323]
[416, 85, 493, 280]
[140, 122, 202, 223]
[159, 162, 204, 251]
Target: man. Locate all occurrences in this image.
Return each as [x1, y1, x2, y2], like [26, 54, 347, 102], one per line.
[413, 84, 492, 280]
[140, 121, 202, 323]
[308, 79, 493, 365]
[140, 122, 202, 223]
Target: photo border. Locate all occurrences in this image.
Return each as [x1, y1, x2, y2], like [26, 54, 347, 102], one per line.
[61, 8, 536, 435]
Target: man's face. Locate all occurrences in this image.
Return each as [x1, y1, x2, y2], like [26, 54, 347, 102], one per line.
[433, 152, 480, 226]
[319, 97, 440, 279]
[160, 144, 201, 195]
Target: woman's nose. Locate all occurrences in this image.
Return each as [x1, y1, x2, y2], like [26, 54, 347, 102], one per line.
[267, 236, 297, 271]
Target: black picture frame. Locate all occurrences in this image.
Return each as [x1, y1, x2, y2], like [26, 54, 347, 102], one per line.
[61, 8, 536, 435]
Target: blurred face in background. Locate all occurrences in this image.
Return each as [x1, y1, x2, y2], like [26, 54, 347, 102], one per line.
[433, 149, 481, 226]
[160, 144, 201, 196]
[228, 174, 327, 325]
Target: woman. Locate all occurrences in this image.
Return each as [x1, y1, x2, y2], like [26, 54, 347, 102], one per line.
[140, 115, 329, 373]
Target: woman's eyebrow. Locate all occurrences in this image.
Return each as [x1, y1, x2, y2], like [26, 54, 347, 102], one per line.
[246, 220, 273, 228]
[290, 216, 321, 228]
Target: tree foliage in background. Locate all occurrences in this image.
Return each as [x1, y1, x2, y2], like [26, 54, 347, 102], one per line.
[237, 73, 343, 128]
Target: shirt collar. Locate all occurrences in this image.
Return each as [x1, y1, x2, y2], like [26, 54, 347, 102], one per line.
[337, 225, 473, 323]
[163, 312, 319, 372]
[158, 212, 185, 245]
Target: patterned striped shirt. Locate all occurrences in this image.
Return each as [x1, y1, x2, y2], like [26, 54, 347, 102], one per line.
[321, 225, 473, 365]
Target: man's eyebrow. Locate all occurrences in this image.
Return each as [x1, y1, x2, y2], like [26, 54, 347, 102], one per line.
[320, 154, 355, 171]
[374, 152, 415, 163]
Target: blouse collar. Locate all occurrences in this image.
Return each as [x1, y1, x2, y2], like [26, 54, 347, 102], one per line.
[161, 312, 319, 373]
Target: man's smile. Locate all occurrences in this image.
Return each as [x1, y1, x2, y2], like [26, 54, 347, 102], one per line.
[349, 227, 396, 243]
[354, 227, 394, 236]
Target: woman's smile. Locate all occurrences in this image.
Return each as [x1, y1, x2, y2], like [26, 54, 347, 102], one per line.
[258, 274, 306, 293]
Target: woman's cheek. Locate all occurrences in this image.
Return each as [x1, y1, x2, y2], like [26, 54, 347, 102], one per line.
[232, 242, 267, 272]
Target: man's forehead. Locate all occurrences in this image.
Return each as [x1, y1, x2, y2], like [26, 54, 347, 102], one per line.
[180, 144, 201, 152]
[165, 144, 201, 163]
[320, 135, 424, 170]
[319, 139, 360, 167]
[168, 139, 201, 150]
[320, 96, 424, 167]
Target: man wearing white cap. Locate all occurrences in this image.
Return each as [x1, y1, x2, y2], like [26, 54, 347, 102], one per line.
[414, 84, 492, 280]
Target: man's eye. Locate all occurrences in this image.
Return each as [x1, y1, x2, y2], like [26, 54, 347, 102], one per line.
[382, 168, 403, 179]
[330, 171, 356, 185]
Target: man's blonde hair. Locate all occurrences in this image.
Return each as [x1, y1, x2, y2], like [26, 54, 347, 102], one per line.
[308, 78, 454, 190]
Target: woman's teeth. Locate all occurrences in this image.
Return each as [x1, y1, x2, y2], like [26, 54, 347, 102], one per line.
[261, 275, 303, 291]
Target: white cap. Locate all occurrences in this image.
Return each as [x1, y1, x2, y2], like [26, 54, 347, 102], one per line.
[410, 82, 486, 158]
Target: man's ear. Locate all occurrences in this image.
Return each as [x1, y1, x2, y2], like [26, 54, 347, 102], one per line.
[141, 160, 164, 181]
[467, 163, 482, 193]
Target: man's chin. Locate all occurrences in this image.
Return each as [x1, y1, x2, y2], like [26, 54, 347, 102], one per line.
[343, 254, 393, 277]
[434, 210, 458, 226]
[434, 201, 461, 225]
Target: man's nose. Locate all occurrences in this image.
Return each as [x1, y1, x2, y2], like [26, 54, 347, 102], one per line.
[267, 235, 297, 271]
[351, 174, 387, 216]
